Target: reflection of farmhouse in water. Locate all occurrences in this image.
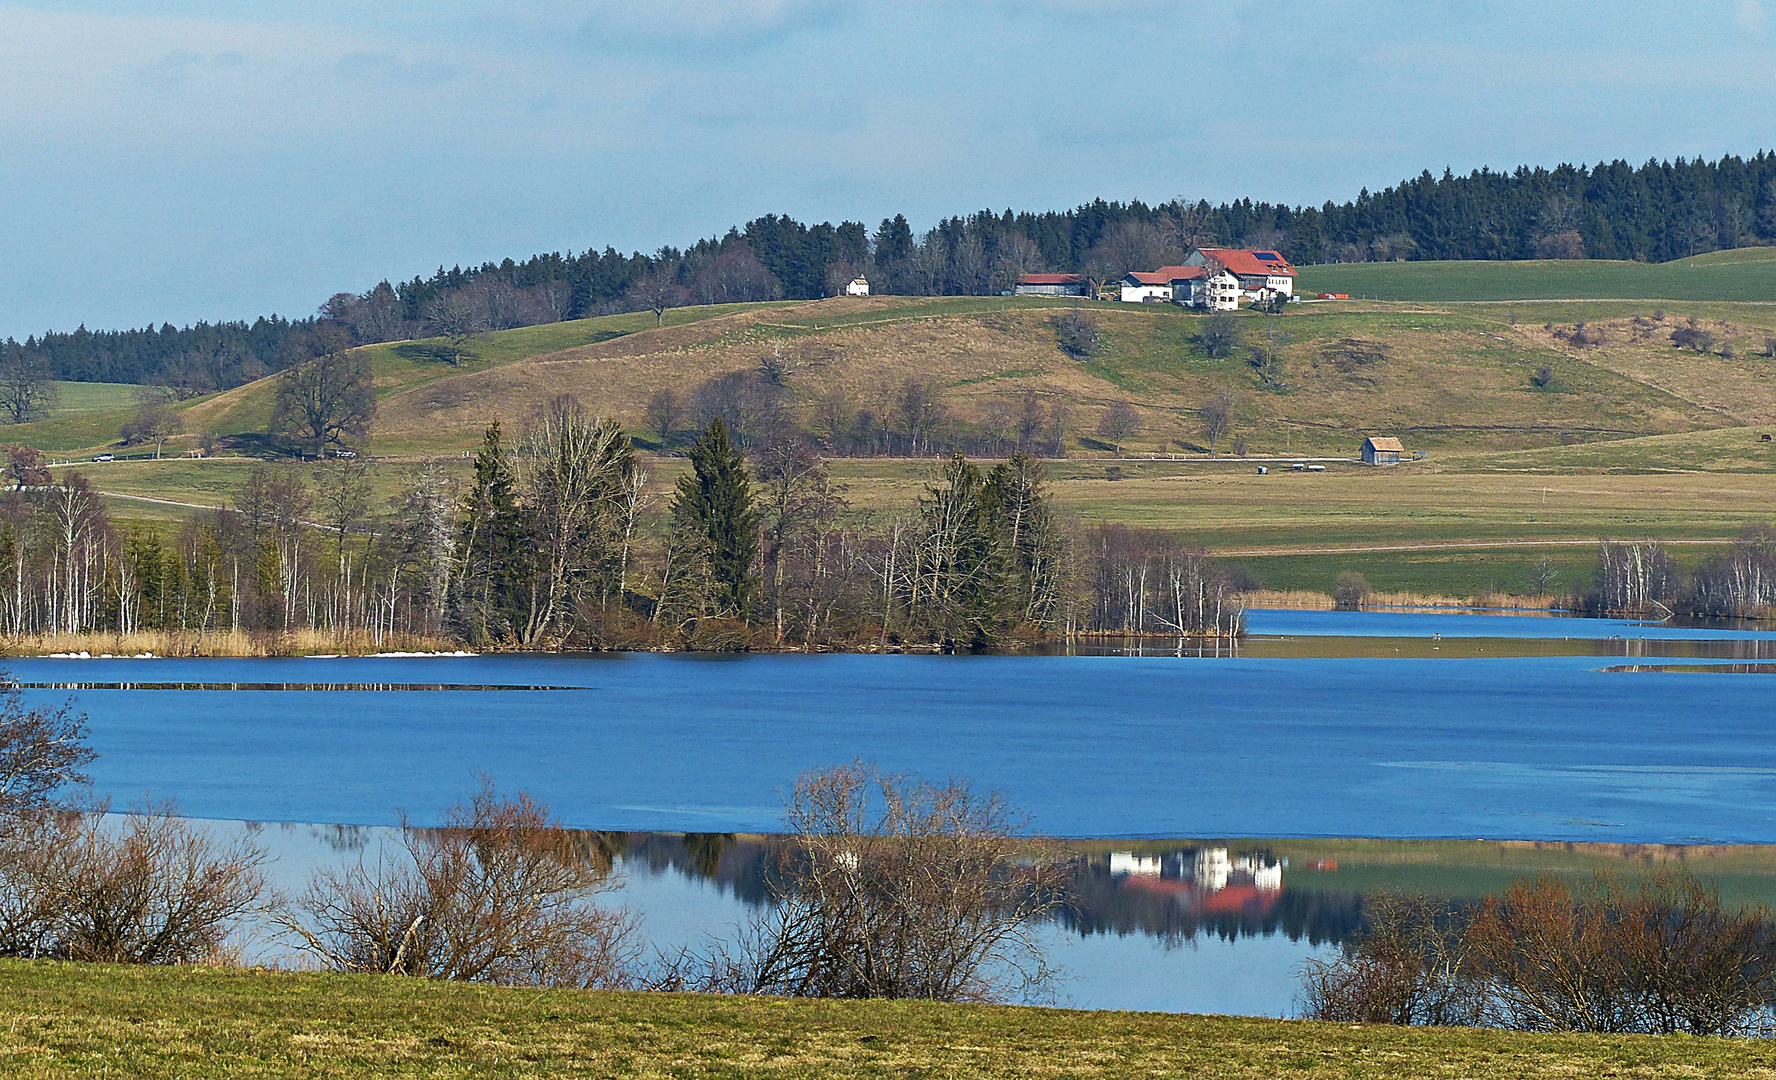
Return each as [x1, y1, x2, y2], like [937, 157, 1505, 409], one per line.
[1107, 847, 1285, 917]
[618, 834, 1364, 947]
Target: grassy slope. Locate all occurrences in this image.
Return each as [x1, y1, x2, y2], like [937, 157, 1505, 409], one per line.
[16, 272, 1776, 600]
[1296, 246, 1776, 302]
[8, 292, 1776, 462]
[1, 962, 1770, 1079]
[5, 304, 788, 457]
[353, 296, 1775, 457]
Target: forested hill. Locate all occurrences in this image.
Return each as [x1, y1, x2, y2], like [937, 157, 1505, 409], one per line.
[8, 151, 1776, 391]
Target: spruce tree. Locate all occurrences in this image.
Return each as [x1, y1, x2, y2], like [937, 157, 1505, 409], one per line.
[454, 421, 528, 642]
[671, 417, 760, 620]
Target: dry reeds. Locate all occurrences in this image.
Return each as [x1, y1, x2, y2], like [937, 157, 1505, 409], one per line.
[0, 629, 464, 658]
[1239, 589, 1564, 613]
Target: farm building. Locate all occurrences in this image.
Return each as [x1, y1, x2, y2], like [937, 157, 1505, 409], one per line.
[844, 276, 870, 296]
[1361, 436, 1405, 465]
[1175, 266, 1242, 311]
[1183, 248, 1298, 303]
[1014, 273, 1088, 297]
[1119, 265, 1194, 302]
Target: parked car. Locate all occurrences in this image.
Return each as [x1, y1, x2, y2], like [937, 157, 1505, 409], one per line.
[92, 453, 115, 462]
[330, 449, 359, 458]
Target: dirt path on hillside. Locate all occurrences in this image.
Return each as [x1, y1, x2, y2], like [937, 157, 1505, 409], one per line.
[1212, 537, 1733, 557]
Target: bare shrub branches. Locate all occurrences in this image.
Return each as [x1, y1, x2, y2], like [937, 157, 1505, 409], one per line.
[1300, 892, 1481, 1026]
[657, 762, 1068, 1004]
[0, 677, 94, 816]
[284, 783, 636, 988]
[1301, 872, 1776, 1037]
[0, 806, 267, 964]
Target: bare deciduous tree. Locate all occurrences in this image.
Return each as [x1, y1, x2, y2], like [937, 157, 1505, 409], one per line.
[1198, 390, 1236, 453]
[270, 349, 377, 458]
[512, 398, 638, 644]
[689, 243, 783, 306]
[4, 446, 49, 490]
[655, 762, 1067, 1003]
[895, 378, 947, 455]
[1095, 400, 1141, 455]
[121, 398, 183, 458]
[425, 292, 486, 364]
[283, 783, 635, 988]
[0, 346, 58, 425]
[626, 274, 687, 328]
[643, 389, 682, 445]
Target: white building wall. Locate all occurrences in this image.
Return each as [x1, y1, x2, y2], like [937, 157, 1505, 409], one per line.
[1201, 271, 1241, 311]
[1120, 283, 1172, 303]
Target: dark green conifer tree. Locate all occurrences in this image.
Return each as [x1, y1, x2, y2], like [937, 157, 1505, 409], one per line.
[670, 417, 760, 620]
[453, 421, 529, 643]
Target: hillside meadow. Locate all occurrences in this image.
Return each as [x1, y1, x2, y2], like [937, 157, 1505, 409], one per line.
[11, 261, 1776, 603]
[1, 961, 1771, 1079]
[12, 292, 1776, 462]
[1296, 246, 1776, 302]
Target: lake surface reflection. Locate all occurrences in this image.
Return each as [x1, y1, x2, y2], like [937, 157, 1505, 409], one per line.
[19, 608, 1776, 843]
[226, 820, 1776, 1015]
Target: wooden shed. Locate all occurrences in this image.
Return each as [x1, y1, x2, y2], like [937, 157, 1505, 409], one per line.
[1361, 436, 1405, 465]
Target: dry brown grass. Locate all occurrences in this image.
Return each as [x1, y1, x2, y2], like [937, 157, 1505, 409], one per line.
[1238, 589, 1559, 613]
[1519, 314, 1776, 425]
[0, 628, 462, 657]
[349, 297, 1762, 456]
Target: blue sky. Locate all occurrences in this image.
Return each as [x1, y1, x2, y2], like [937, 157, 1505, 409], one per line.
[2, 1, 1774, 337]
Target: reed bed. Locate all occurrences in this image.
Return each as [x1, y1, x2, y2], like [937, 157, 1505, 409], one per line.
[1240, 589, 1564, 613]
[0, 629, 464, 658]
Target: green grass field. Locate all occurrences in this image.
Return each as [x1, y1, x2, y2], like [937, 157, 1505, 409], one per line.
[1297, 247, 1776, 302]
[1, 961, 1771, 1079]
[41, 381, 151, 417]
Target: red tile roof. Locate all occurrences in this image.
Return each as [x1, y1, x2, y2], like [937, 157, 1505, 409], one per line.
[1195, 248, 1297, 277]
[1166, 266, 1208, 281]
[1016, 273, 1084, 285]
[1125, 271, 1173, 285]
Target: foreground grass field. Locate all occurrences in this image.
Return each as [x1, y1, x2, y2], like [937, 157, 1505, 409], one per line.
[1, 962, 1771, 1079]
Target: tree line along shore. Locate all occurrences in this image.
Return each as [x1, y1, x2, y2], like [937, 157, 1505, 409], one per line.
[1, 393, 1775, 655]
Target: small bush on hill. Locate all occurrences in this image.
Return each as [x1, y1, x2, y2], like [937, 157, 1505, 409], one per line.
[1198, 314, 1244, 359]
[1053, 313, 1103, 360]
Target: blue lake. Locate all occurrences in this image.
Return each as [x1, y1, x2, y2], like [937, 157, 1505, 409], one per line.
[17, 609, 1776, 843]
[34, 608, 1776, 1015]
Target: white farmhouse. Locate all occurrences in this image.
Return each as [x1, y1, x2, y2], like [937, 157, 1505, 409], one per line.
[1165, 265, 1242, 311]
[844, 276, 870, 297]
[1182, 248, 1298, 304]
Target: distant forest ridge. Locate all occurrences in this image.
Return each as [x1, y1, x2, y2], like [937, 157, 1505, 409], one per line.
[10, 151, 1776, 391]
